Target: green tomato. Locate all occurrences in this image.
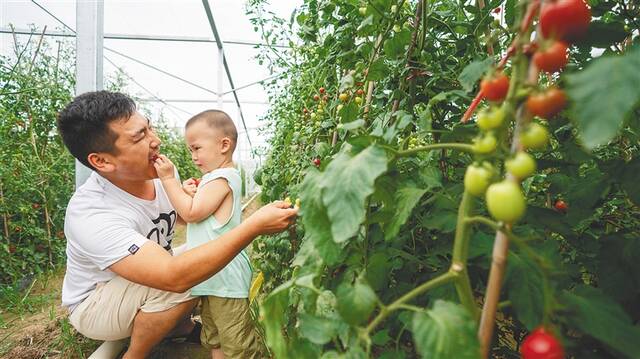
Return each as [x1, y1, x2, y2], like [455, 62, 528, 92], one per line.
[359, 7, 367, 16]
[391, 4, 397, 12]
[485, 180, 526, 222]
[520, 123, 549, 150]
[393, 24, 402, 33]
[477, 107, 506, 130]
[505, 151, 536, 179]
[337, 104, 344, 112]
[473, 133, 497, 154]
[464, 164, 493, 196]
[310, 112, 317, 119]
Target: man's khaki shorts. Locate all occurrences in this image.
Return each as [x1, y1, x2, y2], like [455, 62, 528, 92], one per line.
[200, 296, 261, 358]
[68, 276, 195, 341]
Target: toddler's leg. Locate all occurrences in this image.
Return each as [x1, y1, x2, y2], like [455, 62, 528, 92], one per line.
[211, 347, 225, 359]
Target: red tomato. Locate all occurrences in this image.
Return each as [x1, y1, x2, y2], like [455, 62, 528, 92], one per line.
[480, 72, 510, 102]
[526, 87, 567, 119]
[521, 327, 565, 359]
[533, 41, 569, 73]
[313, 94, 320, 101]
[356, 89, 364, 96]
[193, 178, 201, 186]
[319, 87, 326, 94]
[313, 158, 321, 167]
[554, 200, 568, 213]
[540, 0, 591, 42]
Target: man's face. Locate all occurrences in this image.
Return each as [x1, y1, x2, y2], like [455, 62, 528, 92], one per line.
[107, 111, 161, 180]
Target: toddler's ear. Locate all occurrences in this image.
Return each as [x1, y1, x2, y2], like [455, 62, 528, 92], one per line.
[220, 137, 232, 153]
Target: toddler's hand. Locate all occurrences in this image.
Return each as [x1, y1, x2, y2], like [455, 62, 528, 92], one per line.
[182, 178, 198, 197]
[153, 155, 176, 180]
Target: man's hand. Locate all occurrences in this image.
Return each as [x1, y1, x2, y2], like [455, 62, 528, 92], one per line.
[245, 201, 298, 235]
[182, 178, 198, 197]
[153, 155, 176, 180]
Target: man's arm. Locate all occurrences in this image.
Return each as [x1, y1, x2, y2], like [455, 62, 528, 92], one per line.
[108, 201, 297, 292]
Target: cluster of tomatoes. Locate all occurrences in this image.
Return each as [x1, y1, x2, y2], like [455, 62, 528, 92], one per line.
[468, 0, 592, 357]
[283, 196, 301, 210]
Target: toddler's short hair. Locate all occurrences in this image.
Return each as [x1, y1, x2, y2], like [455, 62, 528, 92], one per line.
[186, 110, 238, 152]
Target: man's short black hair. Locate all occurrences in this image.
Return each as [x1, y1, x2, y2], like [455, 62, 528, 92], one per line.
[57, 91, 136, 170]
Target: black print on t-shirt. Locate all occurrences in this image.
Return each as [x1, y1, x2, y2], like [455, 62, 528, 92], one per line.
[146, 210, 177, 251]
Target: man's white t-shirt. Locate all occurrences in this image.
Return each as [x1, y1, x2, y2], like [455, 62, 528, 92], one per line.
[61, 172, 177, 311]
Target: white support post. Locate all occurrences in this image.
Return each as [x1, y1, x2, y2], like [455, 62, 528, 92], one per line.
[75, 0, 104, 188]
[217, 47, 223, 109]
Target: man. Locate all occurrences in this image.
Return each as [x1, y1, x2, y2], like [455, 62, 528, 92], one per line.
[57, 91, 297, 359]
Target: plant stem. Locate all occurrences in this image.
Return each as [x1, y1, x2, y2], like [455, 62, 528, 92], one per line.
[366, 271, 457, 334]
[396, 143, 474, 157]
[452, 191, 480, 319]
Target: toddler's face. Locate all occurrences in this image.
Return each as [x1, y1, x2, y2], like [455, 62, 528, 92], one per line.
[185, 121, 226, 173]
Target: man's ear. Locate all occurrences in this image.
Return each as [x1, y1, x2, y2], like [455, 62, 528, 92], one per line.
[220, 137, 232, 154]
[87, 153, 116, 173]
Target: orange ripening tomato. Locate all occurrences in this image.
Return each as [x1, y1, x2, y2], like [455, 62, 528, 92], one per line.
[526, 87, 567, 119]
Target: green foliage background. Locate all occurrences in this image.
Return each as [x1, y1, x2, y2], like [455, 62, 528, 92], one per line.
[248, 0, 640, 358]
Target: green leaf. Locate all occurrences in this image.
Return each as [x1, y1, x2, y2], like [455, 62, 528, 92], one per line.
[336, 278, 378, 325]
[261, 281, 292, 358]
[458, 58, 493, 92]
[566, 46, 640, 149]
[412, 300, 480, 359]
[619, 157, 640, 206]
[384, 186, 427, 241]
[300, 169, 343, 264]
[321, 145, 388, 243]
[384, 30, 411, 58]
[505, 252, 544, 330]
[577, 20, 629, 49]
[560, 286, 640, 358]
[339, 102, 360, 123]
[339, 119, 365, 131]
[367, 58, 388, 81]
[298, 313, 338, 345]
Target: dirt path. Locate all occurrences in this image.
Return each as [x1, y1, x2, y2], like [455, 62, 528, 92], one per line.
[0, 194, 262, 359]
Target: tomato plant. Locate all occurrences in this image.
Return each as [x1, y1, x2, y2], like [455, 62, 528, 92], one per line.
[247, 0, 640, 358]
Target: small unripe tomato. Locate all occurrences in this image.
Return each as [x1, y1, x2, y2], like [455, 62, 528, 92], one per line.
[486, 180, 526, 222]
[473, 133, 498, 154]
[521, 327, 565, 359]
[505, 151, 537, 179]
[339, 93, 349, 102]
[520, 123, 550, 150]
[464, 163, 493, 196]
[477, 107, 506, 130]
